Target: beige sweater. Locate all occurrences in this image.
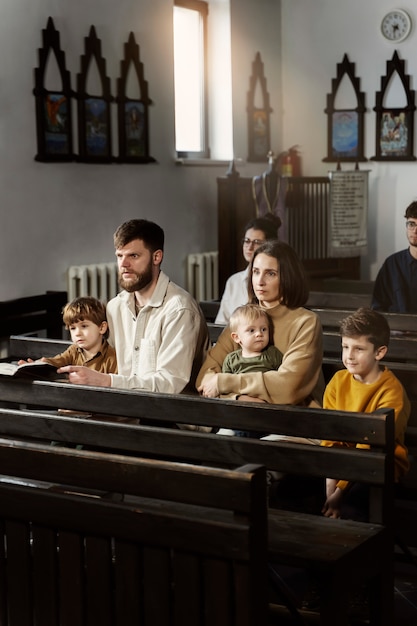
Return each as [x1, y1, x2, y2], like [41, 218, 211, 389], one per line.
[196, 304, 324, 406]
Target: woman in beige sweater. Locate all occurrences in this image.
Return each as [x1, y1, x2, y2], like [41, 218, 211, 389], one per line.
[197, 240, 324, 407]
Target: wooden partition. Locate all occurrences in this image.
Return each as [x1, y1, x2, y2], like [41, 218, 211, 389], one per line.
[217, 168, 360, 293]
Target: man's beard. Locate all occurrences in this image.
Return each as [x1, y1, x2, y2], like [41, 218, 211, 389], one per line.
[119, 261, 153, 293]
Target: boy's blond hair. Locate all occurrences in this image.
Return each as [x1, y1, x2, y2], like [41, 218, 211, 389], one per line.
[229, 303, 272, 335]
[62, 297, 108, 338]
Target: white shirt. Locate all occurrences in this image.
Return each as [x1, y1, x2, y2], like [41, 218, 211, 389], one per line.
[215, 268, 250, 324]
[107, 271, 209, 393]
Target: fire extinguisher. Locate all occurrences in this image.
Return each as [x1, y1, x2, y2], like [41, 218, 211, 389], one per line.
[281, 152, 293, 177]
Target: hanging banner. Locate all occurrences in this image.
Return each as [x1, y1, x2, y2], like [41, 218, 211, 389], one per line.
[329, 170, 368, 257]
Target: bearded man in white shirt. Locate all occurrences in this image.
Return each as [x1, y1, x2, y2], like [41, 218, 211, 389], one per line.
[59, 219, 209, 393]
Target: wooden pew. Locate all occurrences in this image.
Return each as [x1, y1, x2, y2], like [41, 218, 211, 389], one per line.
[7, 332, 417, 562]
[311, 306, 417, 337]
[0, 438, 268, 626]
[8, 335, 71, 360]
[200, 290, 373, 323]
[6, 332, 417, 500]
[306, 290, 372, 308]
[320, 278, 374, 295]
[0, 377, 395, 626]
[199, 299, 220, 323]
[0, 291, 67, 342]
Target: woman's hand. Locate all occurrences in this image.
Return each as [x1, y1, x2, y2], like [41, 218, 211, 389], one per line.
[198, 374, 219, 398]
[237, 395, 266, 403]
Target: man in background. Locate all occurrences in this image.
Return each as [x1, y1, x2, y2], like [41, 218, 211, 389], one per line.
[372, 201, 417, 313]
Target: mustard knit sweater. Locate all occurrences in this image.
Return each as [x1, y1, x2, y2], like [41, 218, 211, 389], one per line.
[322, 367, 410, 487]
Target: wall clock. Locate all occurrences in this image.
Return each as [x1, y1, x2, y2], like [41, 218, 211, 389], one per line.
[381, 10, 412, 42]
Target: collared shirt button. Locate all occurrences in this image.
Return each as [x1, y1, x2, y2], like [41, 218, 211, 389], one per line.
[134, 345, 139, 351]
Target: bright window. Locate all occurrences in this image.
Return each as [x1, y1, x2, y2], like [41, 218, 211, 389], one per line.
[173, 0, 209, 158]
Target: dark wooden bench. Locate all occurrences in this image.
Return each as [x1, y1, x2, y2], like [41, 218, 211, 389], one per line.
[0, 437, 268, 626]
[200, 289, 373, 323]
[320, 278, 375, 295]
[7, 331, 417, 492]
[0, 373, 395, 626]
[8, 335, 71, 360]
[0, 291, 67, 345]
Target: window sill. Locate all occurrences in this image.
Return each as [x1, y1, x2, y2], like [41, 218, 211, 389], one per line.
[175, 158, 231, 167]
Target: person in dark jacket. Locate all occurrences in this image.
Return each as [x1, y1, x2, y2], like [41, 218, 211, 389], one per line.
[371, 201, 417, 313]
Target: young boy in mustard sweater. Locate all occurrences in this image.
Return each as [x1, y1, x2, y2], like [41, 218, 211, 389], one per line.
[321, 307, 410, 521]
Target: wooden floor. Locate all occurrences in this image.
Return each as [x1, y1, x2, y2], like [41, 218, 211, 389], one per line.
[394, 560, 417, 626]
[268, 559, 417, 625]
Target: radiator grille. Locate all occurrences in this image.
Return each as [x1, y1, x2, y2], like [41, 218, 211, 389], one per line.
[186, 252, 219, 301]
[67, 263, 118, 302]
[287, 176, 330, 259]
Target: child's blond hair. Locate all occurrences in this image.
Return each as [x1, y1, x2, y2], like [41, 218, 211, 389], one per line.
[229, 303, 272, 336]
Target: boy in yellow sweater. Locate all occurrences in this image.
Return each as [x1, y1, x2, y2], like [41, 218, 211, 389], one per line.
[321, 307, 410, 521]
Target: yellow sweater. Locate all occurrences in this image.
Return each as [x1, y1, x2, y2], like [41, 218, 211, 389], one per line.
[321, 367, 410, 488]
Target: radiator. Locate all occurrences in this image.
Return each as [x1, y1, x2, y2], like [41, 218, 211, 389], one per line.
[186, 251, 219, 301]
[67, 263, 119, 302]
[286, 177, 330, 259]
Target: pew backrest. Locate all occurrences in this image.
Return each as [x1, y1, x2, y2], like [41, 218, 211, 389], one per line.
[0, 291, 67, 342]
[0, 379, 395, 525]
[9, 334, 71, 360]
[0, 438, 268, 626]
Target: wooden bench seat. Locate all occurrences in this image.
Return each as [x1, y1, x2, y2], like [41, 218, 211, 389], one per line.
[0, 374, 395, 626]
[0, 437, 268, 626]
[0, 291, 67, 342]
[8, 335, 71, 360]
[7, 332, 417, 469]
[199, 289, 373, 323]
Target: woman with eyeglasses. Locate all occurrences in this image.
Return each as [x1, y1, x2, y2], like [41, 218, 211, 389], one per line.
[214, 214, 281, 325]
[198, 240, 324, 408]
[371, 201, 417, 313]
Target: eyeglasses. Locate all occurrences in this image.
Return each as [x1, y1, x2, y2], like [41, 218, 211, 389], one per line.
[406, 221, 417, 230]
[242, 238, 265, 247]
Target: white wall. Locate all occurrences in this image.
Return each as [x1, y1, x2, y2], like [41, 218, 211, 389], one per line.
[7, 0, 408, 299]
[230, 0, 283, 165]
[0, 0, 282, 300]
[281, 0, 417, 279]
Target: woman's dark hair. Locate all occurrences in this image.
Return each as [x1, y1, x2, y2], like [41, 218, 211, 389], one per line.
[244, 214, 281, 240]
[248, 240, 309, 308]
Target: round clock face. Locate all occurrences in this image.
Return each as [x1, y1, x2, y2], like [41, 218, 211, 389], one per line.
[381, 10, 412, 42]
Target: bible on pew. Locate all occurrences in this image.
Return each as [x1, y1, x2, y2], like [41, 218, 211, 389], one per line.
[0, 361, 63, 381]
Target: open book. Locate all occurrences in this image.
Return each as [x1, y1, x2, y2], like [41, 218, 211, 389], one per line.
[0, 361, 62, 380]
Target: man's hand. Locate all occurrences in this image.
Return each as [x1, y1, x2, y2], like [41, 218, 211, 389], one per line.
[57, 365, 112, 387]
